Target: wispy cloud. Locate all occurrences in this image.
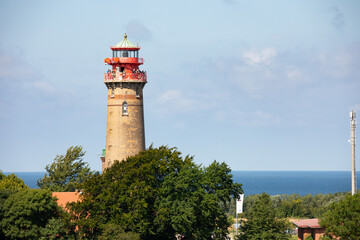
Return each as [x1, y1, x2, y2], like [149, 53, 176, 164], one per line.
[214, 109, 280, 126]
[33, 81, 55, 94]
[329, 6, 345, 30]
[350, 104, 360, 112]
[214, 44, 360, 97]
[316, 44, 360, 79]
[152, 88, 220, 118]
[242, 47, 277, 66]
[156, 90, 202, 114]
[125, 20, 152, 41]
[0, 49, 42, 84]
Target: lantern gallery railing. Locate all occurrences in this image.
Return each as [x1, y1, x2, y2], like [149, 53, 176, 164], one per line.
[104, 71, 147, 83]
[104, 57, 144, 65]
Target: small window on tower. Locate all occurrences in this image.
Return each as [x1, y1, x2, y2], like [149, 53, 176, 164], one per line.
[122, 101, 128, 115]
[111, 88, 114, 98]
[136, 87, 140, 98]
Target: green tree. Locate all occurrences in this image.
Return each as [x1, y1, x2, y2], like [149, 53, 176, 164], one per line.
[0, 189, 65, 240]
[238, 193, 291, 240]
[37, 145, 94, 192]
[0, 172, 29, 191]
[69, 146, 243, 239]
[0, 172, 30, 238]
[239, 192, 347, 220]
[320, 193, 360, 240]
[98, 223, 140, 240]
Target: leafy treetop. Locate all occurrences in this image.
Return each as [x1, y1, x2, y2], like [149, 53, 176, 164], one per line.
[37, 145, 95, 192]
[237, 193, 291, 240]
[320, 193, 360, 240]
[0, 189, 63, 240]
[69, 145, 243, 239]
[0, 171, 29, 191]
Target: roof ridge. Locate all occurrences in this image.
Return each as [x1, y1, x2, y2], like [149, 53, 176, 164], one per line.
[114, 33, 137, 48]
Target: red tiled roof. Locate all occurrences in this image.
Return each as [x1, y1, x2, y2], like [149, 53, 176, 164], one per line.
[292, 218, 321, 228]
[52, 192, 81, 208]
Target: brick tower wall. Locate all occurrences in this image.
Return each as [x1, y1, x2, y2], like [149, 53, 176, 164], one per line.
[104, 82, 145, 171]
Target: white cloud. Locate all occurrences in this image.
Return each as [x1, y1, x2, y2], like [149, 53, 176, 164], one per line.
[155, 90, 194, 114]
[251, 110, 280, 125]
[158, 90, 182, 102]
[286, 69, 301, 80]
[242, 47, 277, 66]
[223, 44, 360, 97]
[317, 45, 359, 79]
[33, 81, 55, 94]
[154, 89, 216, 116]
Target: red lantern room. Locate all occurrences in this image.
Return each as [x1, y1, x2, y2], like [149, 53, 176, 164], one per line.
[104, 33, 147, 83]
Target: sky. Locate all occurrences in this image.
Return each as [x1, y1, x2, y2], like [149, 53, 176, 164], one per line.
[0, 0, 359, 172]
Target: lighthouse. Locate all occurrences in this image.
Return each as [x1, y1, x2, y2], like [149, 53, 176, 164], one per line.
[102, 34, 147, 172]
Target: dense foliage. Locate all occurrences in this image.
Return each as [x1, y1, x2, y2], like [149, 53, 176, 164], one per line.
[0, 189, 65, 240]
[320, 193, 360, 240]
[37, 145, 95, 192]
[235, 192, 347, 219]
[0, 172, 29, 191]
[69, 146, 243, 239]
[0, 171, 31, 239]
[237, 193, 291, 240]
[98, 223, 140, 240]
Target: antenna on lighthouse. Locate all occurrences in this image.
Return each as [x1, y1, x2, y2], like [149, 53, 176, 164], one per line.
[350, 110, 357, 195]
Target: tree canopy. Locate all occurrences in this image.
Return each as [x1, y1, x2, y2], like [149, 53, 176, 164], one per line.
[69, 145, 243, 239]
[320, 193, 360, 240]
[237, 192, 347, 219]
[0, 172, 29, 191]
[0, 189, 64, 240]
[37, 145, 95, 192]
[237, 193, 291, 240]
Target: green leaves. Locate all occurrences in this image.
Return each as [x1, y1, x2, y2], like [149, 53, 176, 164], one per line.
[320, 193, 360, 240]
[0, 173, 29, 191]
[0, 189, 63, 240]
[240, 192, 347, 219]
[70, 146, 243, 239]
[37, 146, 95, 192]
[238, 193, 291, 240]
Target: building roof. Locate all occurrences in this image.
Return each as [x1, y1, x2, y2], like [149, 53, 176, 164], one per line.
[52, 192, 81, 209]
[292, 218, 321, 228]
[111, 34, 140, 50]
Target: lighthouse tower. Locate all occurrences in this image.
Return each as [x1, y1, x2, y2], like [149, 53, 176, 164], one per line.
[102, 34, 147, 172]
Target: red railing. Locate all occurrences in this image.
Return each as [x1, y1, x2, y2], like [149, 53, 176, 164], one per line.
[104, 72, 147, 82]
[104, 57, 144, 65]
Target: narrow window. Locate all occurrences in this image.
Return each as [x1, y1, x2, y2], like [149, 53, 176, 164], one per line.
[122, 101, 128, 115]
[111, 88, 114, 98]
[136, 87, 140, 98]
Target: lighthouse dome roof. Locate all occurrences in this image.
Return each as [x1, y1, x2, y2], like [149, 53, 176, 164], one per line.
[112, 34, 140, 50]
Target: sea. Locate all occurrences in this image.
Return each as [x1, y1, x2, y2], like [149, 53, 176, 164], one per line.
[4, 171, 360, 196]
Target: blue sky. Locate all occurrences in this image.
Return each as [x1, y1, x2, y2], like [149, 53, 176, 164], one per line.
[0, 0, 359, 172]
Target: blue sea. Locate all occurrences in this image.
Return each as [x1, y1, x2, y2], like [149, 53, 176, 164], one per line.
[4, 171, 360, 196]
